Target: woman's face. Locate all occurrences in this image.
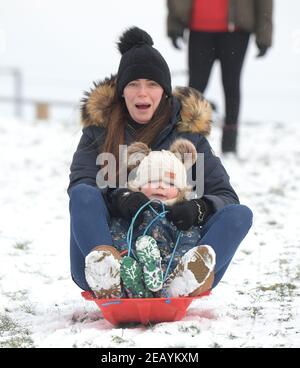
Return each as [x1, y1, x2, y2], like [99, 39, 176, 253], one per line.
[123, 79, 164, 124]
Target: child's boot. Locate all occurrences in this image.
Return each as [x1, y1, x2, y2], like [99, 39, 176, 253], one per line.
[164, 245, 216, 297]
[135, 235, 164, 292]
[85, 245, 122, 298]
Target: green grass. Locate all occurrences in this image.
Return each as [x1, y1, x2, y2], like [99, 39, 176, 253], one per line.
[13, 241, 32, 251]
[178, 324, 201, 336]
[258, 283, 296, 293]
[110, 335, 135, 346]
[0, 314, 34, 348]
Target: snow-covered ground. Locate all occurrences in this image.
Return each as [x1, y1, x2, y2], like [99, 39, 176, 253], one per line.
[1, 0, 300, 349]
[0, 116, 299, 348]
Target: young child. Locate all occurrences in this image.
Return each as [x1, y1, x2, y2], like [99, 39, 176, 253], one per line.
[85, 138, 216, 299]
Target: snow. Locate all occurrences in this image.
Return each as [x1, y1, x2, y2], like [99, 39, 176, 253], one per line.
[1, 0, 300, 349]
[0, 116, 299, 348]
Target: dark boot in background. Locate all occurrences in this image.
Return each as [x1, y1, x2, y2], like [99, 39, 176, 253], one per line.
[221, 124, 238, 153]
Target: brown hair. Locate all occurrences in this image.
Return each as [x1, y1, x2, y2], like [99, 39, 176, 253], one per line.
[101, 94, 173, 181]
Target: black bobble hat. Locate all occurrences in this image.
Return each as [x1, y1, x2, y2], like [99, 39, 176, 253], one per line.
[116, 27, 172, 99]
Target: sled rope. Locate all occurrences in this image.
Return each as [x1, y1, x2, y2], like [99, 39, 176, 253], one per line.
[126, 199, 182, 283]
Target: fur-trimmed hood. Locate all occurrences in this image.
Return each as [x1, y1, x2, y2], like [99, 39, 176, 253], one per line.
[80, 75, 212, 136]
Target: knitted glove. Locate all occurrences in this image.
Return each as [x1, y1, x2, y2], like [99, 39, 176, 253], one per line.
[110, 189, 149, 226]
[166, 198, 211, 231]
[256, 45, 269, 58]
[169, 33, 183, 50]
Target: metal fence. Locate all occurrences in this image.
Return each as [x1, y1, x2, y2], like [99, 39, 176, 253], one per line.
[0, 67, 78, 120]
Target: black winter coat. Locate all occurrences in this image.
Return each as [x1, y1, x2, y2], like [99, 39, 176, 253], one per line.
[68, 76, 239, 212]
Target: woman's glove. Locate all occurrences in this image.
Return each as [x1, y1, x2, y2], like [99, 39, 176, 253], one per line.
[169, 32, 184, 50]
[256, 44, 269, 58]
[166, 198, 211, 231]
[110, 189, 149, 226]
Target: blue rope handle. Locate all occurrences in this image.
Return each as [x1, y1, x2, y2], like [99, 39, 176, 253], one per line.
[163, 230, 181, 283]
[125, 198, 182, 282]
[126, 199, 162, 257]
[142, 211, 168, 236]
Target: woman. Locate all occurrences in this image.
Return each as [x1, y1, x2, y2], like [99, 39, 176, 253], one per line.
[68, 27, 252, 298]
[167, 0, 273, 153]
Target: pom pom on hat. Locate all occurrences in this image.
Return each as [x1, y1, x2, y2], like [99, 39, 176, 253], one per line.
[117, 27, 153, 55]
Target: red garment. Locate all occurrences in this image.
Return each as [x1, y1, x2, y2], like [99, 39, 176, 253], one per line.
[190, 0, 229, 32]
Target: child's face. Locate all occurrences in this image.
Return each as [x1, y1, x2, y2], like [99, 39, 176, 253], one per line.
[140, 181, 179, 201]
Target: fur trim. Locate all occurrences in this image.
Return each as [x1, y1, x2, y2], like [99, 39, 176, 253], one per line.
[173, 87, 212, 136]
[81, 75, 117, 128]
[80, 77, 212, 136]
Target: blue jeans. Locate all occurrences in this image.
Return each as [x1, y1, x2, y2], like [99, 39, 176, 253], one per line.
[69, 184, 253, 291]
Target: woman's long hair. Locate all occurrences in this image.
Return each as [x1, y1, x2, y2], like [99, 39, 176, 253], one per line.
[101, 93, 173, 184]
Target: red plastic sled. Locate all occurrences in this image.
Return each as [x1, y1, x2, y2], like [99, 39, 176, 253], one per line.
[82, 291, 210, 325]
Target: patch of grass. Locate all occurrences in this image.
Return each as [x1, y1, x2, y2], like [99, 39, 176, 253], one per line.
[178, 324, 201, 336]
[256, 280, 296, 324]
[269, 187, 285, 196]
[249, 306, 263, 319]
[2, 289, 28, 302]
[111, 335, 126, 344]
[258, 283, 296, 294]
[14, 241, 31, 251]
[0, 314, 34, 348]
[267, 220, 277, 226]
[0, 314, 19, 331]
[0, 335, 34, 348]
[279, 259, 289, 266]
[110, 335, 135, 346]
[211, 342, 222, 348]
[71, 311, 101, 324]
[228, 333, 238, 340]
[21, 303, 36, 315]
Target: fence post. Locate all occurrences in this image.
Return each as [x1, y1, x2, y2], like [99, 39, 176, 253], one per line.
[36, 102, 49, 120]
[13, 68, 23, 119]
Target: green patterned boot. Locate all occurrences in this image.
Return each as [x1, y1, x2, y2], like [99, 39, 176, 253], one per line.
[120, 256, 148, 298]
[135, 235, 163, 292]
